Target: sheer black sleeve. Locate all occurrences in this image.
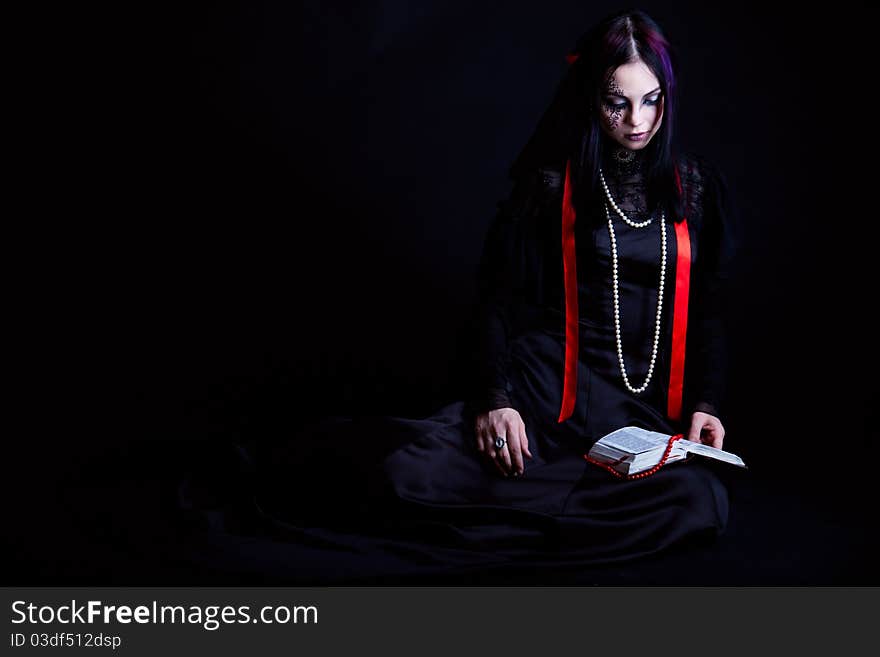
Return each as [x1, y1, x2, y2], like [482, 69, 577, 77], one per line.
[467, 169, 543, 416]
[684, 161, 741, 423]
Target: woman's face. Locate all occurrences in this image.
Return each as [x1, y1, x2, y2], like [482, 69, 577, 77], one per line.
[598, 60, 664, 150]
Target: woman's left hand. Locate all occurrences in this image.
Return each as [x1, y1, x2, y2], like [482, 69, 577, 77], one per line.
[687, 411, 725, 449]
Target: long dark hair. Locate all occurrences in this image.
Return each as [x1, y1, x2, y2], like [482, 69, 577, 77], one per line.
[511, 7, 685, 223]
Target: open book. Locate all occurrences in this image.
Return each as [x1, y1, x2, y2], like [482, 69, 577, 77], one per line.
[587, 426, 747, 476]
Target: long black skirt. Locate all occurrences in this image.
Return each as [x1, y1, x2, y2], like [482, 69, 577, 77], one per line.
[177, 327, 729, 583]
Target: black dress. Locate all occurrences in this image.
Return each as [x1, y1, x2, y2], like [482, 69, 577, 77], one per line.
[178, 145, 740, 583]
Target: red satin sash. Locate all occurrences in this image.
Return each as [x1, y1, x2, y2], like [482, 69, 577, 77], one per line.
[557, 159, 690, 424]
[556, 159, 579, 423]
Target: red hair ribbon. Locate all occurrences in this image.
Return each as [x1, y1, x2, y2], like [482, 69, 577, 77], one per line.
[565, 52, 580, 65]
[556, 160, 691, 424]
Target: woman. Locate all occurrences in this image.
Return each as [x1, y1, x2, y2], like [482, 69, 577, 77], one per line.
[379, 7, 738, 559]
[469, 10, 733, 478]
[179, 8, 740, 581]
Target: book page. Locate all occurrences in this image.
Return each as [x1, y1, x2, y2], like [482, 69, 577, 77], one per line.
[589, 443, 633, 462]
[678, 439, 747, 468]
[598, 426, 673, 454]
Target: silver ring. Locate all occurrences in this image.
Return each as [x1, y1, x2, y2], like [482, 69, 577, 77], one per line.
[493, 435, 507, 450]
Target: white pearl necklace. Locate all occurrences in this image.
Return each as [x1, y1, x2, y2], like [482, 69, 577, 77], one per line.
[603, 195, 667, 395]
[599, 168, 653, 228]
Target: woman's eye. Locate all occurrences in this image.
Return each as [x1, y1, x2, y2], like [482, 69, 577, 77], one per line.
[607, 97, 660, 110]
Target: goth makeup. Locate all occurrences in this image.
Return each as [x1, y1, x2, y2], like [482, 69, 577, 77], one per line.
[598, 60, 664, 150]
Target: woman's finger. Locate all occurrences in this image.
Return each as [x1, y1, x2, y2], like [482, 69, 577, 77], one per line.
[507, 430, 524, 476]
[481, 430, 507, 476]
[488, 444, 508, 476]
[490, 428, 512, 475]
[703, 418, 724, 449]
[519, 421, 533, 459]
[687, 417, 705, 443]
[498, 445, 513, 475]
[708, 425, 724, 449]
[477, 429, 503, 475]
[477, 431, 491, 457]
[477, 422, 497, 457]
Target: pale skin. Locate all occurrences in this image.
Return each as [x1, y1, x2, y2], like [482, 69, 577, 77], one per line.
[474, 58, 725, 477]
[597, 58, 664, 149]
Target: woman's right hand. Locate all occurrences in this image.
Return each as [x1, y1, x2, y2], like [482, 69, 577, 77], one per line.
[474, 408, 533, 477]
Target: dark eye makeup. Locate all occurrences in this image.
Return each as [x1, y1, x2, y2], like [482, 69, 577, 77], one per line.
[605, 96, 662, 110]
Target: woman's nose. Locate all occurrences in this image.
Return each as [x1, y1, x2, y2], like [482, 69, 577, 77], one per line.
[627, 106, 643, 126]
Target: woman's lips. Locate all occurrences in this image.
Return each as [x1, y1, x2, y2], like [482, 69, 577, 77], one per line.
[626, 132, 647, 141]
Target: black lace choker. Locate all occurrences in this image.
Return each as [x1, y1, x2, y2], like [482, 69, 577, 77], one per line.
[601, 143, 648, 178]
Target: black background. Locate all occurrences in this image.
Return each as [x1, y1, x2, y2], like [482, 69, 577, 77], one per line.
[10, 1, 877, 583]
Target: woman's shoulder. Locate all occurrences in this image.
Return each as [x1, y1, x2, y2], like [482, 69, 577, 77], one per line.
[516, 159, 564, 198]
[500, 160, 567, 220]
[676, 151, 728, 222]
[520, 152, 730, 221]
[530, 153, 725, 193]
[677, 150, 724, 184]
